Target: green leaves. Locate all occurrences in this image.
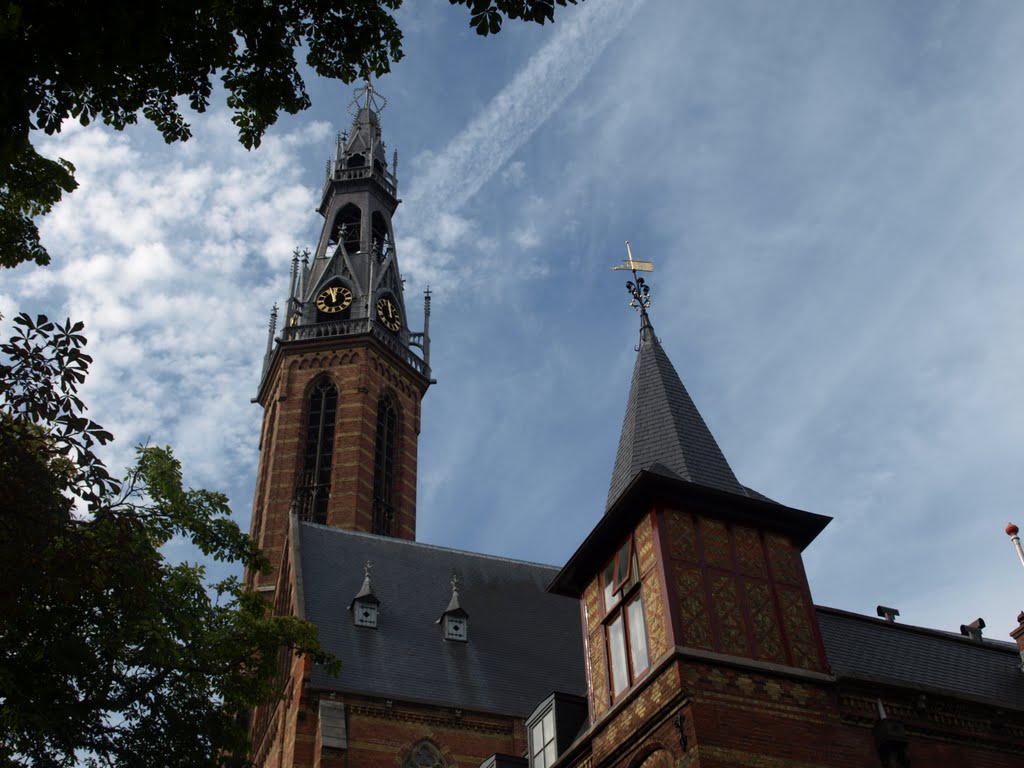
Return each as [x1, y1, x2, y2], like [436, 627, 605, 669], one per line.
[0, 316, 335, 766]
[1, 0, 583, 269]
[452, 0, 579, 35]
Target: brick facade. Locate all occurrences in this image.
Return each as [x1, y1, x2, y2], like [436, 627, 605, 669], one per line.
[246, 334, 428, 590]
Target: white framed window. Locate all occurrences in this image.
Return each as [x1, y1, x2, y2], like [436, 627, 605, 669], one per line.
[602, 535, 649, 700]
[530, 709, 556, 768]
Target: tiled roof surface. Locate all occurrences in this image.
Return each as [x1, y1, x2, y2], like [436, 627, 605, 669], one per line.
[299, 523, 587, 716]
[818, 607, 1024, 709]
[606, 320, 750, 509]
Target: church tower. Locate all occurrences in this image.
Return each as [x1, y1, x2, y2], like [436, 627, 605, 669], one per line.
[247, 84, 432, 589]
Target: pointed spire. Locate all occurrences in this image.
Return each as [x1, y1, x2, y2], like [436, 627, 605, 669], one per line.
[351, 561, 379, 605]
[606, 244, 746, 510]
[445, 572, 463, 613]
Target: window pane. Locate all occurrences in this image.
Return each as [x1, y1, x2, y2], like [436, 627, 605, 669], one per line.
[544, 741, 556, 767]
[626, 598, 649, 675]
[625, 550, 639, 591]
[607, 615, 629, 698]
[615, 540, 631, 586]
[531, 721, 544, 759]
[602, 561, 616, 611]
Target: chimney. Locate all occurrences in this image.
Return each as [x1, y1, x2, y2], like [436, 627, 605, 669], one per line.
[1010, 611, 1024, 673]
[876, 605, 900, 623]
[960, 617, 985, 642]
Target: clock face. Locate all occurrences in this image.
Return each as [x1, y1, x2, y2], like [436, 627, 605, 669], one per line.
[316, 285, 353, 314]
[376, 296, 402, 332]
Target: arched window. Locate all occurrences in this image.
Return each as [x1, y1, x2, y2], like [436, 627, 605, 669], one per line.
[403, 741, 447, 768]
[296, 378, 337, 525]
[372, 394, 398, 536]
[371, 210, 389, 255]
[347, 153, 365, 168]
[329, 203, 361, 253]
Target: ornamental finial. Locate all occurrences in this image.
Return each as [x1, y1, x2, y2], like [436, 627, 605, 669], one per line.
[610, 240, 654, 313]
[350, 78, 387, 119]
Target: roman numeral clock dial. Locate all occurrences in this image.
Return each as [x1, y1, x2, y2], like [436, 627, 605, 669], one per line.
[376, 297, 402, 332]
[316, 285, 353, 314]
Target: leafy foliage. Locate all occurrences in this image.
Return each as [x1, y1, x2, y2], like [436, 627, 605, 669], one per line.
[0, 0, 580, 269]
[0, 314, 339, 767]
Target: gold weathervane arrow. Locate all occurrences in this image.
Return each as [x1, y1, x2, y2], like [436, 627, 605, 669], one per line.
[610, 240, 653, 272]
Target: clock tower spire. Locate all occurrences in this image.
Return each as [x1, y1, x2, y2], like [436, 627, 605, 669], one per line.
[247, 83, 432, 588]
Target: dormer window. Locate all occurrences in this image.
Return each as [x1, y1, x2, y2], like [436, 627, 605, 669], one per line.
[525, 693, 587, 768]
[437, 573, 468, 642]
[444, 614, 467, 642]
[354, 599, 379, 628]
[601, 535, 649, 700]
[348, 562, 380, 629]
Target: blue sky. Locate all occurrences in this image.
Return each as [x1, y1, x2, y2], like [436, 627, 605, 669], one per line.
[5, 0, 1024, 640]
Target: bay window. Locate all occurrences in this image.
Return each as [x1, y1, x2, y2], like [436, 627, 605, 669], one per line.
[602, 535, 649, 699]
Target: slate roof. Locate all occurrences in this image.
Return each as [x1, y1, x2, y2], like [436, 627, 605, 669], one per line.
[606, 315, 756, 510]
[818, 606, 1024, 709]
[298, 523, 587, 716]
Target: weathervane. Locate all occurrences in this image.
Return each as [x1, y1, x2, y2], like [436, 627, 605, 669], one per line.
[349, 78, 387, 118]
[610, 240, 654, 313]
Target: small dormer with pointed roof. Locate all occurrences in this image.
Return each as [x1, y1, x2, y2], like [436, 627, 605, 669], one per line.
[437, 573, 468, 642]
[349, 561, 380, 628]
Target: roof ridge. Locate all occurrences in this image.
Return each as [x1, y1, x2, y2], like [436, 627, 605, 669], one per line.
[815, 605, 1019, 651]
[297, 522, 562, 570]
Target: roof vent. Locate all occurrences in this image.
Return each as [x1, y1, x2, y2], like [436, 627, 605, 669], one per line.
[876, 605, 900, 623]
[348, 561, 380, 628]
[960, 617, 985, 642]
[437, 572, 468, 642]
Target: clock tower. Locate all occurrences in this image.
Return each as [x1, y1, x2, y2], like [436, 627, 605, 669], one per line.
[247, 84, 432, 589]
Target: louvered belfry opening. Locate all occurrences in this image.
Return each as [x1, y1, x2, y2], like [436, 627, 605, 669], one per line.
[372, 394, 398, 536]
[297, 378, 338, 525]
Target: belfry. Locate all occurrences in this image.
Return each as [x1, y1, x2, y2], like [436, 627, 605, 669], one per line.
[246, 84, 432, 592]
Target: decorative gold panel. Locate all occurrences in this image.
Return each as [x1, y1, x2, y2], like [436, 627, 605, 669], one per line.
[779, 586, 819, 670]
[745, 581, 785, 664]
[673, 564, 712, 650]
[734, 525, 767, 578]
[700, 519, 731, 569]
[664, 510, 697, 562]
[711, 574, 749, 657]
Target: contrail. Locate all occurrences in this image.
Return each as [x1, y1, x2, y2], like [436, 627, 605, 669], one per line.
[403, 0, 648, 223]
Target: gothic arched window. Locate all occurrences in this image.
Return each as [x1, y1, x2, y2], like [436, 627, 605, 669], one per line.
[296, 378, 337, 525]
[371, 210, 389, 255]
[372, 394, 398, 536]
[347, 153, 365, 168]
[403, 741, 447, 768]
[329, 203, 361, 253]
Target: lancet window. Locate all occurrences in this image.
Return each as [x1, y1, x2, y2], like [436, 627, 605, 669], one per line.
[371, 210, 390, 256]
[329, 203, 361, 253]
[403, 741, 447, 768]
[296, 378, 337, 525]
[372, 394, 398, 536]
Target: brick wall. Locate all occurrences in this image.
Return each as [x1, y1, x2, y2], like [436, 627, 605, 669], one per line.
[246, 336, 428, 589]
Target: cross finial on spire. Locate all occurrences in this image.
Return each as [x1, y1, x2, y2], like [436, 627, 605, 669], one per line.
[364, 560, 373, 578]
[451, 571, 460, 594]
